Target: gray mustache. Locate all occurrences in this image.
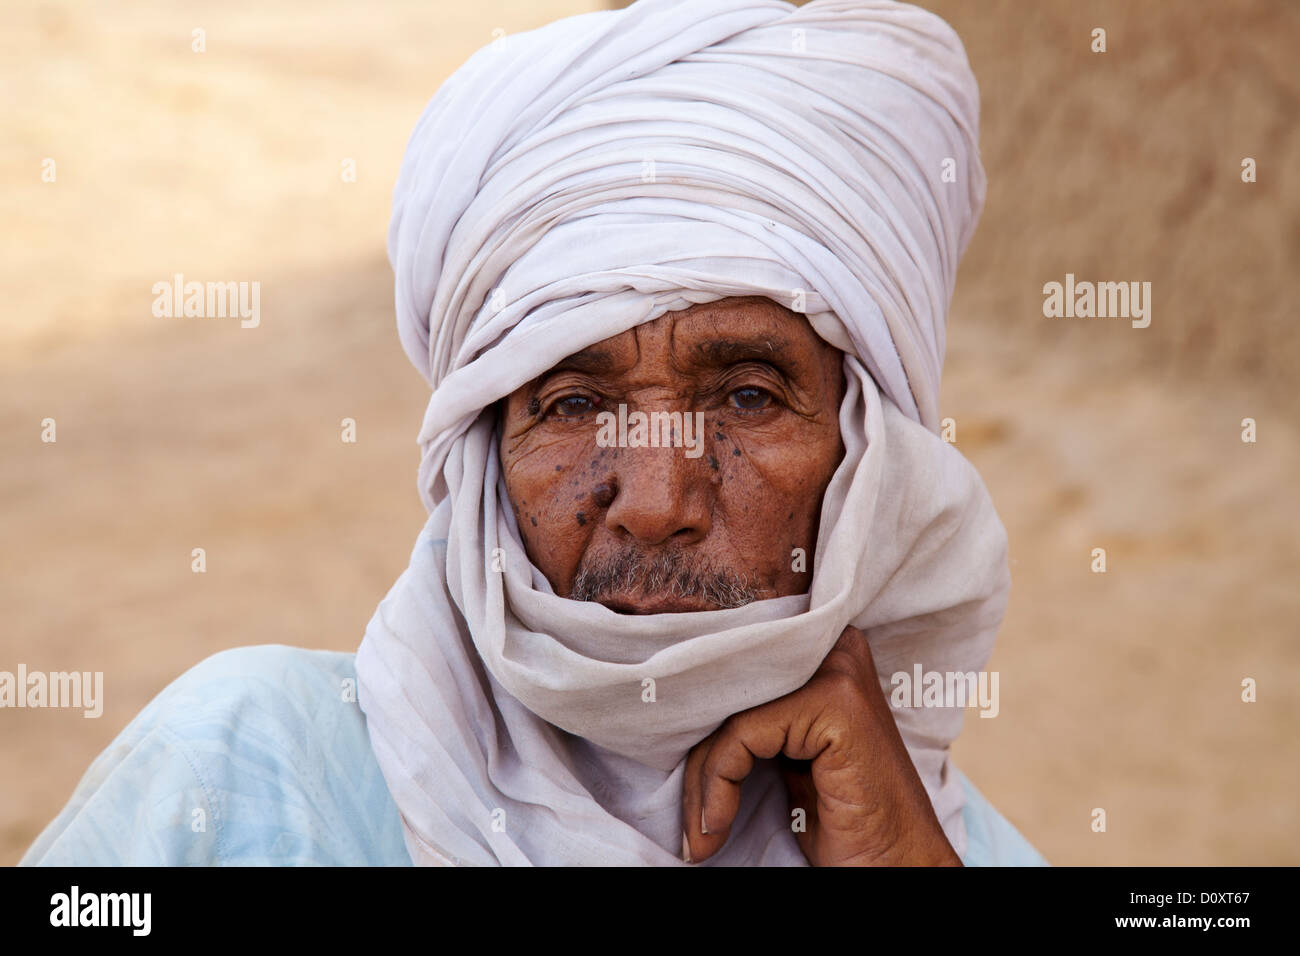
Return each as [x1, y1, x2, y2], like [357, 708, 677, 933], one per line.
[571, 548, 759, 610]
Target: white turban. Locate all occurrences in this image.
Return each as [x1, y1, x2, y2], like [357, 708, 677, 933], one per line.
[357, 0, 1008, 866]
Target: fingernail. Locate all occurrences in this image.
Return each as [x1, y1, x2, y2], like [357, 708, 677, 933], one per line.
[700, 807, 710, 835]
[681, 831, 692, 864]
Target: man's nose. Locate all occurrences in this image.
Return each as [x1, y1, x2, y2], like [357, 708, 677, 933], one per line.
[604, 442, 712, 547]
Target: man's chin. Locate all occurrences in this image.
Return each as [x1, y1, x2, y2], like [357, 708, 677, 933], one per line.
[596, 596, 735, 615]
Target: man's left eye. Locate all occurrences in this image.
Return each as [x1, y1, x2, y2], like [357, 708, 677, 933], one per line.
[729, 387, 772, 411]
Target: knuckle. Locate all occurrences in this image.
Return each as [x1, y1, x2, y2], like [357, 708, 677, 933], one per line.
[700, 739, 731, 779]
[821, 669, 865, 707]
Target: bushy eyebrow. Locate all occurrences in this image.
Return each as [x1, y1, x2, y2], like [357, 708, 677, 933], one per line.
[532, 333, 802, 391]
[689, 336, 799, 371]
[546, 348, 617, 376]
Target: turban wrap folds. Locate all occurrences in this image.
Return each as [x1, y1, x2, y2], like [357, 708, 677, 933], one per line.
[356, 0, 1009, 866]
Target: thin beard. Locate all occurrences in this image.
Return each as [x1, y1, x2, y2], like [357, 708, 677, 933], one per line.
[571, 549, 759, 610]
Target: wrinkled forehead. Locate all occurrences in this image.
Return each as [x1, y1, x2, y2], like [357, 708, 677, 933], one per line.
[507, 295, 846, 396]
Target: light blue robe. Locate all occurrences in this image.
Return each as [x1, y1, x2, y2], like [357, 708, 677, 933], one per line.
[21, 645, 1048, 866]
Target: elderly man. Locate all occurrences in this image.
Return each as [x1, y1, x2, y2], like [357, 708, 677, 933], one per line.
[23, 0, 1046, 866]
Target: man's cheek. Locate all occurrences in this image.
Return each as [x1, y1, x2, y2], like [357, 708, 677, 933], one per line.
[715, 480, 788, 550]
[717, 457, 825, 584]
[506, 429, 601, 493]
[751, 431, 841, 497]
[712, 439, 805, 503]
[513, 497, 585, 592]
[507, 437, 606, 575]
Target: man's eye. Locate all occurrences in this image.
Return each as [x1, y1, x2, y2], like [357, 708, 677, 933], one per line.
[550, 395, 597, 417]
[729, 387, 772, 411]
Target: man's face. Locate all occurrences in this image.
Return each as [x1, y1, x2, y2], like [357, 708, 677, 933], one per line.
[497, 296, 846, 614]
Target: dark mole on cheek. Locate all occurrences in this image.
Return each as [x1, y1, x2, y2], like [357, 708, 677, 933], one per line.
[554, 465, 563, 471]
[715, 432, 724, 440]
[732, 448, 741, 456]
[708, 454, 718, 471]
[576, 512, 586, 526]
[527, 398, 540, 416]
[592, 482, 616, 508]
[530, 516, 538, 526]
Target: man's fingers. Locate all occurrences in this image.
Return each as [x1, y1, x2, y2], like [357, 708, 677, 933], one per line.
[681, 628, 870, 864]
[698, 739, 750, 839]
[682, 699, 798, 863]
[700, 702, 800, 827]
[681, 734, 730, 863]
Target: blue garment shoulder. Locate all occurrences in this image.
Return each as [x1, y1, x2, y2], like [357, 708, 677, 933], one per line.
[21, 645, 411, 866]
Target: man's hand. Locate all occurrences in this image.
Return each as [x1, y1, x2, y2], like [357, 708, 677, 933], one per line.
[681, 625, 962, 866]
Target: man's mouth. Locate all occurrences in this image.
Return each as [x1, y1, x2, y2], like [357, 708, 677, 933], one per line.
[571, 550, 762, 612]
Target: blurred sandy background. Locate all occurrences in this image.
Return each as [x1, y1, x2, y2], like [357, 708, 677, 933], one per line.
[2, 0, 1297, 865]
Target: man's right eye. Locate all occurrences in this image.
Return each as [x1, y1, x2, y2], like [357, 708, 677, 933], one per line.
[549, 394, 598, 417]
